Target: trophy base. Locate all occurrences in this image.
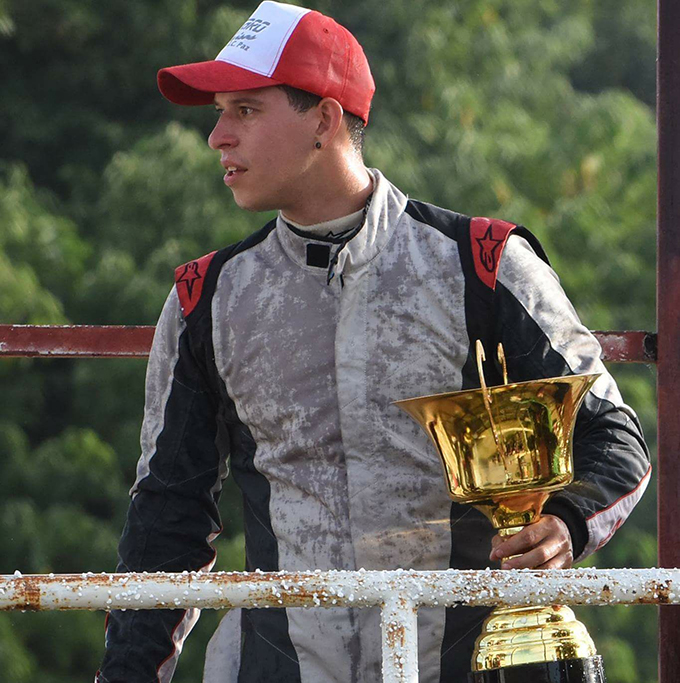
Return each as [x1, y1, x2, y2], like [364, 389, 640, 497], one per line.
[468, 656, 606, 683]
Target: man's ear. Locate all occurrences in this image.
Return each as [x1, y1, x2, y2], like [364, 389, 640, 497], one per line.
[315, 98, 344, 147]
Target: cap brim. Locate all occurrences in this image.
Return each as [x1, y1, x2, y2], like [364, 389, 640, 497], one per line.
[157, 60, 283, 105]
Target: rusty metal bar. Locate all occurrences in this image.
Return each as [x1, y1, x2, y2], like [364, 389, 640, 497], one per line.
[0, 325, 155, 358]
[2, 568, 679, 613]
[592, 330, 657, 364]
[4, 569, 677, 683]
[0, 325, 657, 363]
[381, 595, 419, 683]
[657, 0, 680, 681]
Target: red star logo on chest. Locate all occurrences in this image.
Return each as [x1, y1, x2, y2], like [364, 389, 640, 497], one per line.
[476, 225, 504, 272]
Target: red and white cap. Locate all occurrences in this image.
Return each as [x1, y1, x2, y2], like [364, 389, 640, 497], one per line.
[157, 1, 375, 123]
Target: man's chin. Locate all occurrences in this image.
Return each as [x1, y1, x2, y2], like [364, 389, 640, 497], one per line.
[231, 190, 278, 214]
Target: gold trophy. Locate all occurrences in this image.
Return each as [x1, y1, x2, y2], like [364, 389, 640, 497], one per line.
[394, 341, 607, 683]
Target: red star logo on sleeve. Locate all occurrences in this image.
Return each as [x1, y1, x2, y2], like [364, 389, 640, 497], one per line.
[176, 261, 203, 299]
[174, 251, 217, 316]
[476, 224, 505, 273]
[470, 218, 517, 290]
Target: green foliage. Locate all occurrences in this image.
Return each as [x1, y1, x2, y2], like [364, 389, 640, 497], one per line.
[0, 164, 89, 323]
[0, 0, 657, 680]
[0, 613, 36, 682]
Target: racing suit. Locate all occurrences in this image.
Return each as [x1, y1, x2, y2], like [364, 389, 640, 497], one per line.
[97, 169, 650, 683]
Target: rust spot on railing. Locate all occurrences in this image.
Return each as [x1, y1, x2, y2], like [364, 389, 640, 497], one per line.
[16, 575, 42, 611]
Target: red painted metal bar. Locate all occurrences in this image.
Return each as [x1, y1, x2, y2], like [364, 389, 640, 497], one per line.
[0, 325, 657, 362]
[657, 0, 680, 681]
[592, 330, 657, 364]
[0, 325, 155, 358]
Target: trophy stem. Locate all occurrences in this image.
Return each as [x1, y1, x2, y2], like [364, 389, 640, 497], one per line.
[474, 491, 551, 532]
[498, 525, 524, 538]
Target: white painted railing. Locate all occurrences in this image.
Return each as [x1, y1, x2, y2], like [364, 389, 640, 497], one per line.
[1, 567, 676, 682]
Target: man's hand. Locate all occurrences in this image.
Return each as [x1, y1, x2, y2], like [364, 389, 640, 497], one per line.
[489, 515, 574, 569]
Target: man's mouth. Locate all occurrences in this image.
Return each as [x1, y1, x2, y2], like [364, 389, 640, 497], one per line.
[223, 166, 247, 186]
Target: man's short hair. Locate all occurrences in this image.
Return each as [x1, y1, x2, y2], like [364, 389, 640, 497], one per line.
[279, 85, 366, 156]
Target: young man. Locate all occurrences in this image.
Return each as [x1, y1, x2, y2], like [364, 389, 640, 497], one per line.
[97, 2, 650, 682]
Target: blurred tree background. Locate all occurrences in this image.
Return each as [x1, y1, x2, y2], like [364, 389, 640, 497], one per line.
[0, 0, 657, 681]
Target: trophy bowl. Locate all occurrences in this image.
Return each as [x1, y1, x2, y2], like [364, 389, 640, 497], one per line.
[393, 371, 598, 534]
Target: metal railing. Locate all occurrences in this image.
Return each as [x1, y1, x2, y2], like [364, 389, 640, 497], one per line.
[1, 568, 678, 682]
[0, 325, 658, 362]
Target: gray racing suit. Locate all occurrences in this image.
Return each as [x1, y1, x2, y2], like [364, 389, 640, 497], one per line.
[97, 169, 650, 683]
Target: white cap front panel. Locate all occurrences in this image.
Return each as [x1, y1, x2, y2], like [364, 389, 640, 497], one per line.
[216, 1, 311, 77]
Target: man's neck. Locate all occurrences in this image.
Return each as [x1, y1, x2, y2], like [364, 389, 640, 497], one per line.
[282, 207, 366, 239]
[281, 162, 373, 226]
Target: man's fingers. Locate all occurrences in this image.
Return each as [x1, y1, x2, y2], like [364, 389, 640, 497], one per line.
[489, 524, 550, 561]
[500, 540, 562, 569]
[488, 515, 574, 569]
[490, 535, 504, 552]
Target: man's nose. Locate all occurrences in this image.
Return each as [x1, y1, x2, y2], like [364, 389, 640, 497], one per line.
[208, 118, 238, 150]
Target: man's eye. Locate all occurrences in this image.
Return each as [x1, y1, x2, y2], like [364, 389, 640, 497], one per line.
[214, 108, 224, 117]
[239, 106, 254, 116]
